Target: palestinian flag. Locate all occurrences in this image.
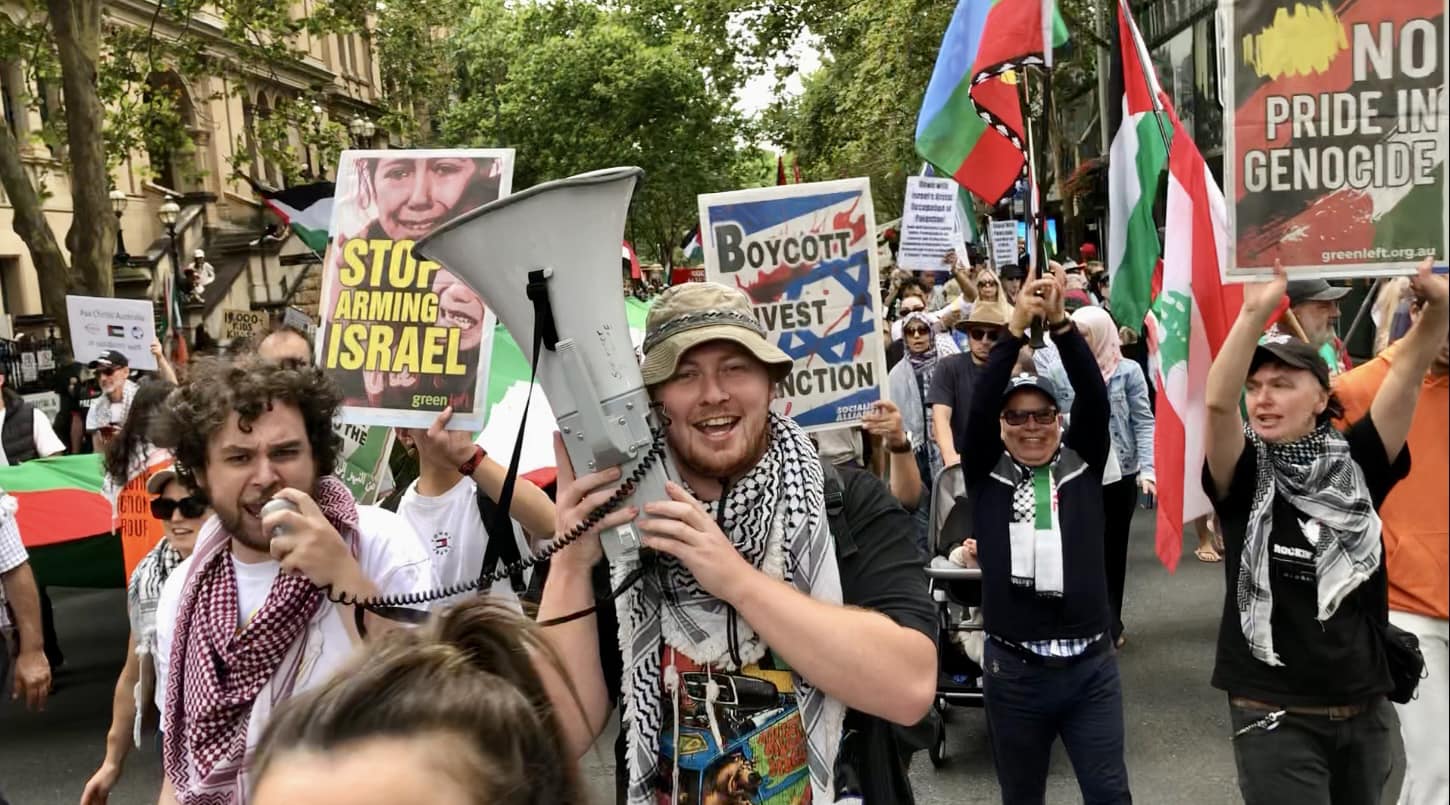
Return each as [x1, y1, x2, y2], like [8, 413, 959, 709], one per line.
[680, 225, 703, 262]
[5, 454, 123, 588]
[1106, 0, 1172, 332]
[916, 0, 1068, 207]
[1149, 109, 1244, 573]
[243, 175, 334, 254]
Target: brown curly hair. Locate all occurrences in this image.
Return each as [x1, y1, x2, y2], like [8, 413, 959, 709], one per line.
[149, 354, 343, 491]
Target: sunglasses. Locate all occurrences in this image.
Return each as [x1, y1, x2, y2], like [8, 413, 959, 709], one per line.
[903, 326, 932, 337]
[151, 496, 208, 521]
[977, 281, 998, 289]
[969, 328, 1001, 342]
[1001, 408, 1058, 426]
[95, 367, 122, 378]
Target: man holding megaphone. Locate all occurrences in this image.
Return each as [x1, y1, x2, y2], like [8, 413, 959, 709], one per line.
[538, 283, 938, 805]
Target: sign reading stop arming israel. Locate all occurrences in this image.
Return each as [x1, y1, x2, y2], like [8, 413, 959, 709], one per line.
[698, 178, 887, 431]
[1222, 0, 1448, 279]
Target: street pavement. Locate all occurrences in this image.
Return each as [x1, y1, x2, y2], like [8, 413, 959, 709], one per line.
[0, 507, 1405, 803]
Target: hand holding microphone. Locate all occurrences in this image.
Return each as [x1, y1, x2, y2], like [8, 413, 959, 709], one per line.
[263, 488, 362, 592]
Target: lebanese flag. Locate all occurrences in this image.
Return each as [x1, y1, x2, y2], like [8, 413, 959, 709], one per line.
[1149, 112, 1244, 572]
[622, 241, 641, 279]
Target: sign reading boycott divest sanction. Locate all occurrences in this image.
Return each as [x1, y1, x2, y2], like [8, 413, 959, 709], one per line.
[698, 179, 887, 431]
[316, 148, 513, 429]
[1223, 0, 1448, 280]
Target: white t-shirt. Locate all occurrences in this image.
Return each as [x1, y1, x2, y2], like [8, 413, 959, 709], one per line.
[396, 477, 531, 611]
[155, 505, 437, 721]
[0, 406, 67, 464]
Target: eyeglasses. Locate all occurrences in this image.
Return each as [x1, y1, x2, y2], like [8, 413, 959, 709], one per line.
[150, 496, 208, 521]
[1001, 408, 1058, 426]
[903, 326, 931, 337]
[969, 328, 1001, 342]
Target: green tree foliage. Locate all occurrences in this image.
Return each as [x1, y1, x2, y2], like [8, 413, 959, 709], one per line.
[438, 0, 750, 268]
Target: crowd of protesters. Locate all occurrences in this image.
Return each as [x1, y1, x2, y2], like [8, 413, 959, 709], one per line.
[0, 238, 1444, 805]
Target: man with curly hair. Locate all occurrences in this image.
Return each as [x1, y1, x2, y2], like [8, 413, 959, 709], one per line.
[149, 355, 435, 805]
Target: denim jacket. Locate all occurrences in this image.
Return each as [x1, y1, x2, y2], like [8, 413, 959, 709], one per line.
[1107, 360, 1154, 479]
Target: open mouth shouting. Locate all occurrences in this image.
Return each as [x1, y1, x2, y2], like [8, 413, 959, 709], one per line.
[390, 216, 442, 239]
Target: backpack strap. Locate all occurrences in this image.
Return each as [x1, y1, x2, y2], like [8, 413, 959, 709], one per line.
[476, 488, 527, 593]
[819, 459, 858, 558]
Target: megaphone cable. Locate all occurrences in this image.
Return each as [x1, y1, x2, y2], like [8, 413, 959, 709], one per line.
[316, 420, 671, 620]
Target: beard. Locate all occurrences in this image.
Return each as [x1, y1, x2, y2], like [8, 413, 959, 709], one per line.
[215, 502, 269, 553]
[669, 414, 771, 482]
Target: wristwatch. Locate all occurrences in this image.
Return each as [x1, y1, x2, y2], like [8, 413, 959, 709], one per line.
[888, 432, 915, 454]
[458, 444, 487, 476]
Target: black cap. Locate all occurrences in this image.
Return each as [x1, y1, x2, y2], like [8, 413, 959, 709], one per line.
[998, 263, 1026, 280]
[1252, 333, 1330, 389]
[86, 349, 130, 370]
[1286, 279, 1349, 306]
[1001, 372, 1060, 408]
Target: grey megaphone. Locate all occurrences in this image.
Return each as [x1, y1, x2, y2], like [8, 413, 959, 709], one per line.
[414, 166, 677, 565]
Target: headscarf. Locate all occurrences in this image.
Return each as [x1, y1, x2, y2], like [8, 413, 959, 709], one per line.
[901, 311, 939, 369]
[1072, 306, 1122, 381]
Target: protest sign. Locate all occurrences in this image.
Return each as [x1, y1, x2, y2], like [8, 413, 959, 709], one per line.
[897, 176, 962, 271]
[222, 308, 268, 341]
[988, 219, 1018, 269]
[336, 422, 396, 505]
[283, 306, 318, 342]
[65, 295, 157, 370]
[1223, 0, 1448, 280]
[699, 178, 887, 431]
[316, 148, 513, 429]
[116, 458, 171, 580]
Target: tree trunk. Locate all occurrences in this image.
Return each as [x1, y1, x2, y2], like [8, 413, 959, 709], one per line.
[47, 0, 115, 299]
[0, 89, 75, 335]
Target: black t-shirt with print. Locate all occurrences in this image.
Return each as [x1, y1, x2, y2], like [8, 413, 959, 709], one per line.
[1203, 414, 1410, 707]
[598, 464, 936, 804]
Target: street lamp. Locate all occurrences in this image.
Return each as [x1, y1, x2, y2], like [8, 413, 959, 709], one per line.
[109, 189, 129, 266]
[158, 198, 184, 344]
[349, 115, 377, 147]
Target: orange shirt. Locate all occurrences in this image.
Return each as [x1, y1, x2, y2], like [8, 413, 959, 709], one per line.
[1335, 345, 1449, 620]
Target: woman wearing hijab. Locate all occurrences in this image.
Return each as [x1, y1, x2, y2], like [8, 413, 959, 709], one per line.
[1073, 305, 1153, 648]
[1203, 260, 1447, 803]
[887, 311, 954, 553]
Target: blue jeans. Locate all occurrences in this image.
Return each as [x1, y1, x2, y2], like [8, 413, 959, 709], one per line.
[982, 640, 1132, 804]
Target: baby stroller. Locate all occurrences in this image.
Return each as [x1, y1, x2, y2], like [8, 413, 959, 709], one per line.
[922, 463, 984, 766]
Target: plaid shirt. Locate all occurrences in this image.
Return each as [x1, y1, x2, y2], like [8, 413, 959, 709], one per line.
[992, 632, 1106, 658]
[0, 492, 29, 632]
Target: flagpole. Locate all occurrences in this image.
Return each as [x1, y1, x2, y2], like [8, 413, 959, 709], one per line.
[1119, 0, 1173, 160]
[1020, 66, 1049, 348]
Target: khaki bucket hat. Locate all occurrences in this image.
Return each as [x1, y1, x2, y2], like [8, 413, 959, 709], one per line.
[640, 283, 794, 386]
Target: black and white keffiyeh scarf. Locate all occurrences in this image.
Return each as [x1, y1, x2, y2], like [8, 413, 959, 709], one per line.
[128, 539, 184, 747]
[1239, 423, 1381, 666]
[614, 412, 846, 804]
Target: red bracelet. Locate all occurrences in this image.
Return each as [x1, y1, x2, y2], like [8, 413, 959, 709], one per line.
[458, 444, 486, 476]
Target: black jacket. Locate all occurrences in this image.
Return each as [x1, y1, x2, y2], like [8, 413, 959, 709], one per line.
[963, 325, 1113, 642]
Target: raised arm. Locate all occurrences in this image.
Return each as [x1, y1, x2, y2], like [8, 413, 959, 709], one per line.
[1205, 263, 1287, 498]
[1055, 323, 1111, 472]
[1368, 259, 1448, 463]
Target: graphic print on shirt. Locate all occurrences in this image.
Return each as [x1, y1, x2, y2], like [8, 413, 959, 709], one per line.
[657, 649, 810, 805]
[1271, 518, 1320, 586]
[431, 528, 453, 558]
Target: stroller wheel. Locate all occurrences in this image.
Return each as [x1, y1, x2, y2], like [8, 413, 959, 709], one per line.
[928, 717, 947, 767]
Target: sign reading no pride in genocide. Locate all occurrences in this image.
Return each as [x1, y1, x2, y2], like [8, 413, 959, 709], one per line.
[699, 178, 887, 431]
[65, 295, 157, 370]
[1223, 0, 1448, 280]
[897, 176, 963, 272]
